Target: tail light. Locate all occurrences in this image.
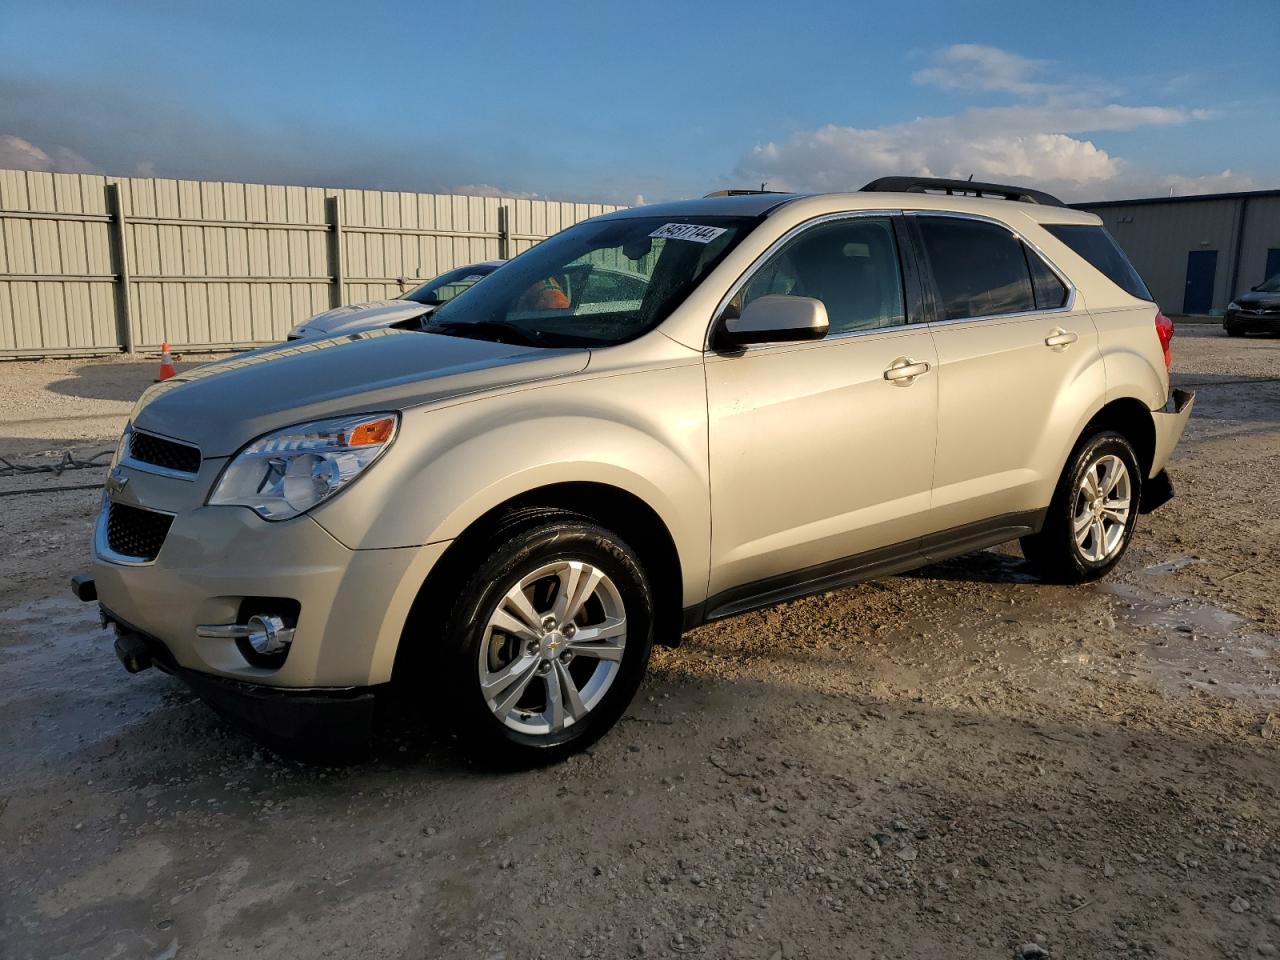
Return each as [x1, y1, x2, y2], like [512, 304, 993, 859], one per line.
[1154, 312, 1174, 372]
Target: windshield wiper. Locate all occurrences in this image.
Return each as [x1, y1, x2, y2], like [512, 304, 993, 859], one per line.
[424, 318, 545, 347]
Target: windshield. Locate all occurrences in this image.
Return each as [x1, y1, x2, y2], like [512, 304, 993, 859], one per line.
[426, 215, 757, 347]
[1258, 273, 1280, 293]
[403, 264, 500, 305]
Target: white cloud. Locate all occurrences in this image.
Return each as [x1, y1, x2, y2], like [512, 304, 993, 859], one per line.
[741, 123, 1119, 199]
[913, 44, 1055, 97]
[448, 183, 543, 200]
[1092, 168, 1258, 201]
[736, 45, 1228, 203]
[0, 133, 97, 173]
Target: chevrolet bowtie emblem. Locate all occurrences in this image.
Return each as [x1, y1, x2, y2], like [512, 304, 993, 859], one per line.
[106, 467, 128, 494]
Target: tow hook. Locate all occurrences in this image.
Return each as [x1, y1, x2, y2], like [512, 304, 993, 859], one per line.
[113, 629, 153, 674]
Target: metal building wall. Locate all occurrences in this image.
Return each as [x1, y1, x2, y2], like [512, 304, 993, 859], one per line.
[0, 169, 623, 358]
[1238, 195, 1280, 291]
[1076, 191, 1280, 315]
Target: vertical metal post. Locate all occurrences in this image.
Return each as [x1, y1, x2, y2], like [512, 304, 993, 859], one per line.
[498, 204, 510, 261]
[105, 182, 135, 353]
[326, 195, 345, 308]
[1228, 196, 1250, 303]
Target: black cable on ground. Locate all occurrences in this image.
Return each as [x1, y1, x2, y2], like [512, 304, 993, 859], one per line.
[0, 483, 103, 498]
[0, 449, 114, 478]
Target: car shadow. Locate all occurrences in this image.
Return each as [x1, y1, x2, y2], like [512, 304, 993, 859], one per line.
[907, 548, 1042, 585]
[45, 358, 218, 404]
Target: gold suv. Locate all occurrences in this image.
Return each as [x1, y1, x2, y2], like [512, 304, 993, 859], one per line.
[74, 178, 1194, 764]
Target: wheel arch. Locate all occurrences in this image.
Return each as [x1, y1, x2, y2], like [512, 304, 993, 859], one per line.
[393, 480, 688, 693]
[1081, 396, 1157, 480]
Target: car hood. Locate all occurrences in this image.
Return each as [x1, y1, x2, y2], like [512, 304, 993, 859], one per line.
[288, 300, 435, 339]
[1236, 291, 1280, 308]
[131, 328, 589, 456]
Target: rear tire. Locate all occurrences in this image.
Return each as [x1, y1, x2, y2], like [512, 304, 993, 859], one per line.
[434, 511, 653, 766]
[1021, 431, 1142, 584]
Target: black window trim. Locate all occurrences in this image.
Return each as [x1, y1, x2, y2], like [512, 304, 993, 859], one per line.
[905, 210, 1077, 326]
[704, 209, 919, 352]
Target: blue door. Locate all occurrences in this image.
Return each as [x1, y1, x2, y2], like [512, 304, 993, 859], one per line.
[1265, 248, 1280, 284]
[1183, 250, 1217, 314]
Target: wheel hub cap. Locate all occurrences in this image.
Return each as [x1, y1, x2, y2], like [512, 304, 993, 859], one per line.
[1073, 453, 1132, 563]
[478, 560, 628, 736]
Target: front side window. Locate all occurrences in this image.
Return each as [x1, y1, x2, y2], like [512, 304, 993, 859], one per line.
[730, 217, 906, 335]
[427, 215, 755, 347]
[917, 217, 1036, 321]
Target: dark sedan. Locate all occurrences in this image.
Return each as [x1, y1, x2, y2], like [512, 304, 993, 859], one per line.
[1225, 273, 1280, 336]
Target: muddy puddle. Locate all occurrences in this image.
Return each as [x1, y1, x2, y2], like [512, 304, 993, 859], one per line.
[1100, 577, 1280, 702]
[0, 595, 191, 779]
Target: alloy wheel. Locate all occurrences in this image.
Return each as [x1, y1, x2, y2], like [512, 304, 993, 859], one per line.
[478, 560, 627, 735]
[1072, 453, 1132, 563]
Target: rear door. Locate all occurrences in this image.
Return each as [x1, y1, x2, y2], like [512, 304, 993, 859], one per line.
[705, 214, 939, 605]
[909, 213, 1102, 547]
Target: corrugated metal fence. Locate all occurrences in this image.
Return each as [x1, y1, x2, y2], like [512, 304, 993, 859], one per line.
[0, 169, 623, 358]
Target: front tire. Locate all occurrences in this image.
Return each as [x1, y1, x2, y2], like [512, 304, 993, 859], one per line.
[437, 513, 654, 766]
[1021, 431, 1141, 584]
[1225, 322, 1245, 337]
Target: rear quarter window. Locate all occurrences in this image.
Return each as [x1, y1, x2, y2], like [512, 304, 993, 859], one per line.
[1045, 224, 1153, 302]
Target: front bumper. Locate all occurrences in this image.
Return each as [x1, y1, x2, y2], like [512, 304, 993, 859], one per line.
[98, 603, 380, 755]
[1225, 310, 1280, 333]
[91, 458, 449, 689]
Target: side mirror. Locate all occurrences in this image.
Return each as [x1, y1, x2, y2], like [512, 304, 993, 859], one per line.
[719, 295, 829, 347]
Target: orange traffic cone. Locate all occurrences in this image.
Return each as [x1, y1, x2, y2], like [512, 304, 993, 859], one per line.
[155, 341, 177, 382]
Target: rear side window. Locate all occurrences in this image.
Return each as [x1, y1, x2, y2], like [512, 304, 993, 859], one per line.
[1045, 224, 1153, 301]
[916, 217, 1035, 320]
[1024, 244, 1068, 309]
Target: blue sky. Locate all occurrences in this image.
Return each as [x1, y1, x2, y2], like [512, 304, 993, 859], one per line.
[1, 0, 1276, 204]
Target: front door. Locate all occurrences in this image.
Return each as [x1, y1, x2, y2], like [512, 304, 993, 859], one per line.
[705, 215, 939, 603]
[1183, 250, 1217, 314]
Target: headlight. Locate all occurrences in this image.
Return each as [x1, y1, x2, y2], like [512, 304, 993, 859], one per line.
[1227, 301, 1240, 312]
[209, 413, 399, 520]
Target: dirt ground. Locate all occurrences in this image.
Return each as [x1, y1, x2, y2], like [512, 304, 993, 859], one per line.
[2, 327, 1278, 960]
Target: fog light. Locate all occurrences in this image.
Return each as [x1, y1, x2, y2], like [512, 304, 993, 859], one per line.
[246, 614, 291, 655]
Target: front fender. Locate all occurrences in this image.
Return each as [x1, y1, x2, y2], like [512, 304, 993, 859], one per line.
[311, 364, 711, 608]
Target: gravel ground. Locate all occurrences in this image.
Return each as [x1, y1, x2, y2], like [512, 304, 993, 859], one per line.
[1, 327, 1278, 959]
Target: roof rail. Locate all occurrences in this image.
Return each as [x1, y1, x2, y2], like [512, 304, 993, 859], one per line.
[860, 176, 1065, 207]
[703, 189, 790, 198]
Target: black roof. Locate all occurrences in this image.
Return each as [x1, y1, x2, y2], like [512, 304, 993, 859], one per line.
[1073, 188, 1280, 209]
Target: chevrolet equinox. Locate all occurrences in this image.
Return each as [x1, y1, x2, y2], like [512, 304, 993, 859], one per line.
[74, 177, 1194, 764]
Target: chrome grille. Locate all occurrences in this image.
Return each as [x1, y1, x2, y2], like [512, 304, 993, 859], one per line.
[130, 431, 201, 474]
[105, 502, 174, 561]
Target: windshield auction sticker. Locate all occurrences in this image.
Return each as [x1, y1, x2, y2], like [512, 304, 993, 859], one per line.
[649, 223, 728, 243]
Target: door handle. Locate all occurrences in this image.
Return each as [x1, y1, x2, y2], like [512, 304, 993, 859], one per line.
[1044, 329, 1079, 348]
[883, 358, 931, 383]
